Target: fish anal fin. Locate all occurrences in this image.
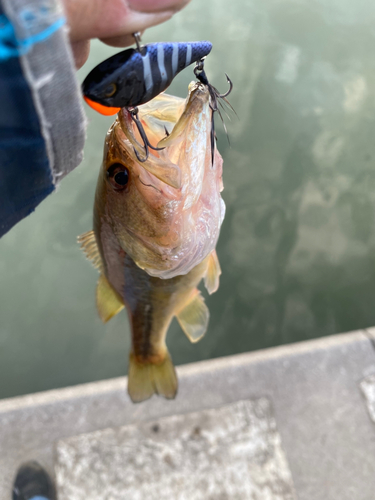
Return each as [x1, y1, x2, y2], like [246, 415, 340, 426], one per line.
[77, 230, 103, 271]
[204, 250, 221, 295]
[96, 274, 124, 323]
[176, 290, 209, 343]
[128, 351, 177, 403]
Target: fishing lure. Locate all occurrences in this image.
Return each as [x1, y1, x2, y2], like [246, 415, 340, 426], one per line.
[82, 34, 233, 162]
[82, 34, 212, 114]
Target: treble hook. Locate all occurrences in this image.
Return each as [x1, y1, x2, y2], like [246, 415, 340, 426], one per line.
[218, 74, 233, 98]
[193, 59, 234, 165]
[194, 59, 233, 110]
[129, 108, 165, 163]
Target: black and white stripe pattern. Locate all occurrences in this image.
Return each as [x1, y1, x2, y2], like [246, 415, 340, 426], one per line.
[140, 41, 212, 104]
[83, 41, 212, 108]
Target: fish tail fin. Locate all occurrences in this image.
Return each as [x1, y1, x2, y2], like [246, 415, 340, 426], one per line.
[128, 350, 177, 403]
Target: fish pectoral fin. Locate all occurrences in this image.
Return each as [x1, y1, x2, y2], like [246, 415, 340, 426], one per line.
[204, 250, 221, 295]
[128, 351, 177, 403]
[176, 290, 209, 343]
[77, 230, 103, 272]
[96, 274, 124, 323]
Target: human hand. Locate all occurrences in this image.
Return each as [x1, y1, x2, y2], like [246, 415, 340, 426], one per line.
[62, 0, 191, 68]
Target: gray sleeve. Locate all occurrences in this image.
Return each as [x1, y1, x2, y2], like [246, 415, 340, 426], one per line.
[1, 0, 86, 185]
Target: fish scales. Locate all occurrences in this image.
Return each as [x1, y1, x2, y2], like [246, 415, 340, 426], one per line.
[79, 82, 225, 403]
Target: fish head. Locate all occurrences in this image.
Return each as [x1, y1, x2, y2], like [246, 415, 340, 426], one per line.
[95, 82, 225, 278]
[95, 122, 181, 272]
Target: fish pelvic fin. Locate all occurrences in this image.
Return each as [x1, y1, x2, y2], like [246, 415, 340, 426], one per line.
[96, 274, 124, 323]
[77, 230, 103, 272]
[204, 250, 221, 295]
[176, 289, 209, 343]
[128, 351, 177, 403]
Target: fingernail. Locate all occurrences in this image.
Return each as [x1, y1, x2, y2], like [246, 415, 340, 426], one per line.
[118, 10, 173, 35]
[128, 0, 190, 13]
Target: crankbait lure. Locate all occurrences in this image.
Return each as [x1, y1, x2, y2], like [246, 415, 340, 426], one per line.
[82, 33, 233, 163]
[82, 34, 212, 114]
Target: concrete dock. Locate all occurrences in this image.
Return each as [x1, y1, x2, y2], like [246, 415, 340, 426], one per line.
[1, 329, 375, 499]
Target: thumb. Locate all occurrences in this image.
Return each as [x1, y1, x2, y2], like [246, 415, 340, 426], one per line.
[63, 0, 190, 42]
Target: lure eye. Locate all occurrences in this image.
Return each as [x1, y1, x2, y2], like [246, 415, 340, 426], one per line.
[107, 163, 129, 190]
[104, 83, 117, 97]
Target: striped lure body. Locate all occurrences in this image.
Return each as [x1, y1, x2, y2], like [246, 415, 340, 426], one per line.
[82, 41, 212, 114]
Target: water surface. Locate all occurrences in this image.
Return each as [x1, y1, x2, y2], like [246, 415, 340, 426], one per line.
[2, 0, 375, 398]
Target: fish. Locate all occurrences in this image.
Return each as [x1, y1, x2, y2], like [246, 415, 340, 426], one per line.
[82, 41, 212, 116]
[78, 81, 225, 403]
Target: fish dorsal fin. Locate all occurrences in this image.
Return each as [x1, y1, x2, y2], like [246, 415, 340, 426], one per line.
[77, 230, 103, 272]
[204, 250, 221, 295]
[176, 290, 209, 343]
[96, 274, 124, 323]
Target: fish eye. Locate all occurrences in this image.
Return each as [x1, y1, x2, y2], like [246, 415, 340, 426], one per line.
[104, 83, 117, 97]
[114, 170, 128, 185]
[107, 163, 129, 190]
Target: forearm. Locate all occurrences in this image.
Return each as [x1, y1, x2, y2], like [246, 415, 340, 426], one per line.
[0, 0, 85, 238]
[0, 0, 190, 238]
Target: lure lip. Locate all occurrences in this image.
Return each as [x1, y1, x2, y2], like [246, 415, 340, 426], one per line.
[83, 96, 120, 116]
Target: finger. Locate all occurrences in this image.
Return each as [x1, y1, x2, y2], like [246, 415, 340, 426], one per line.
[63, 0, 186, 43]
[71, 40, 91, 69]
[127, 0, 191, 12]
[99, 34, 136, 49]
[98, 10, 172, 46]
[100, 29, 144, 49]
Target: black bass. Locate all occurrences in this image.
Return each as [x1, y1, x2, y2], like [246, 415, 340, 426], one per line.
[79, 82, 225, 402]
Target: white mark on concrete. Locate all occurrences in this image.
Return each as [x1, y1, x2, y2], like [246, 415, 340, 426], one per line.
[360, 374, 375, 423]
[55, 399, 296, 500]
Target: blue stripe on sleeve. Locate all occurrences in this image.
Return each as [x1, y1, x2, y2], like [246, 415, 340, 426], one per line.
[0, 11, 54, 237]
[0, 12, 65, 61]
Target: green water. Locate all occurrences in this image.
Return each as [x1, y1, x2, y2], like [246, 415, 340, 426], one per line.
[2, 0, 375, 399]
